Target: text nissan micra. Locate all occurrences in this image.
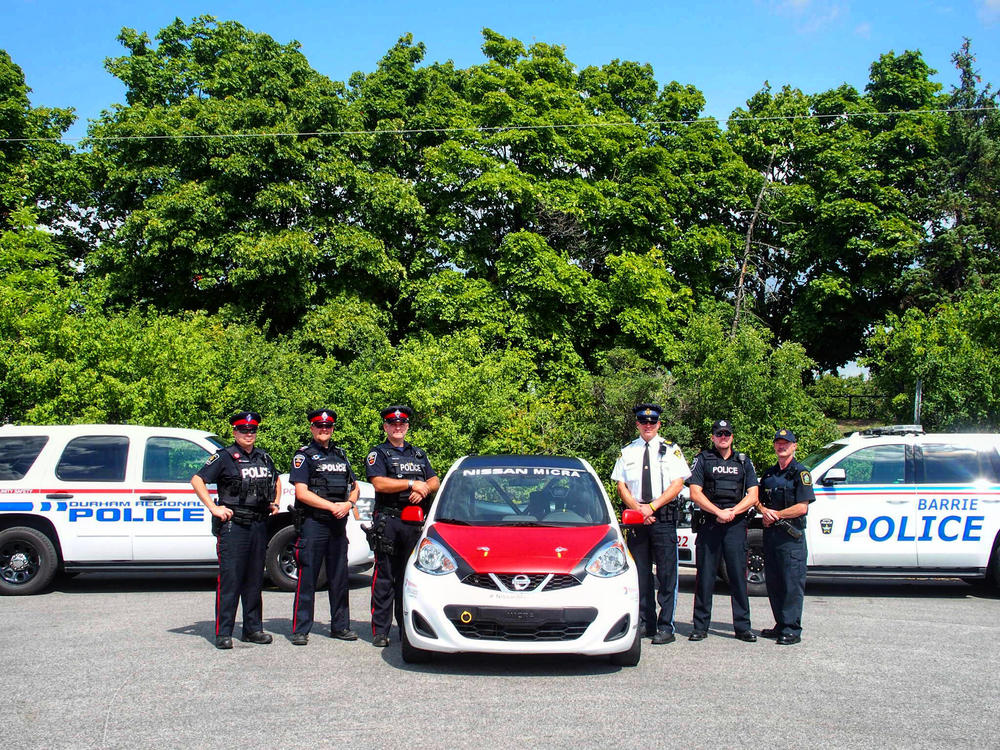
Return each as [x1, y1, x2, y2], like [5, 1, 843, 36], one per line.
[399, 455, 642, 665]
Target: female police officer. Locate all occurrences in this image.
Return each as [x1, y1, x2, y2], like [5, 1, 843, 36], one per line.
[758, 428, 815, 645]
[289, 409, 360, 646]
[191, 411, 280, 650]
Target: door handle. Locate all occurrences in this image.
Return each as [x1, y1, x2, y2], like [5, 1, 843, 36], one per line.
[886, 500, 910, 504]
[45, 493, 73, 499]
[138, 495, 167, 501]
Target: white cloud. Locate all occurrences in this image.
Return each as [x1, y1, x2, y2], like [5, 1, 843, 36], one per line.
[766, 0, 849, 33]
[854, 21, 871, 37]
[979, 0, 1000, 24]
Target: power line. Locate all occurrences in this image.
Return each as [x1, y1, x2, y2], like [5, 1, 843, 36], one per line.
[1, 106, 994, 144]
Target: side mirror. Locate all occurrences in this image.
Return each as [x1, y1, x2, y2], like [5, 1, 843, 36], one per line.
[822, 468, 847, 485]
[621, 509, 644, 526]
[401, 505, 425, 524]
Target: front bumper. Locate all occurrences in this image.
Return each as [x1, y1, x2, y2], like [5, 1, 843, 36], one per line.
[402, 566, 639, 655]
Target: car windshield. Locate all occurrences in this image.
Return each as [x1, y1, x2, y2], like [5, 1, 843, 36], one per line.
[435, 457, 610, 527]
[800, 442, 845, 471]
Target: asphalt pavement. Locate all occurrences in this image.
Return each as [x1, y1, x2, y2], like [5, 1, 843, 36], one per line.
[3, 568, 998, 749]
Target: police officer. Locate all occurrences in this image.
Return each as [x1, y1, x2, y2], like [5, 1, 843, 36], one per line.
[191, 411, 280, 650]
[611, 404, 689, 644]
[289, 409, 360, 646]
[366, 405, 439, 648]
[687, 419, 759, 642]
[758, 428, 815, 645]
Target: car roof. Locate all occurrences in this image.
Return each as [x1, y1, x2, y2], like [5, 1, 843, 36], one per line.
[0, 423, 220, 440]
[455, 455, 589, 469]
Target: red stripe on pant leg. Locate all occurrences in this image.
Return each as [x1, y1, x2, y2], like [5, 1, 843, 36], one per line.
[292, 539, 303, 632]
[215, 537, 222, 636]
[370, 551, 380, 636]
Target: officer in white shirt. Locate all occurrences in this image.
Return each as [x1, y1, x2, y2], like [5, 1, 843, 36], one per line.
[611, 403, 690, 644]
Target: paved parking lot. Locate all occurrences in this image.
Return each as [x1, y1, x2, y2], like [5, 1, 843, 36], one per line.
[3, 568, 998, 749]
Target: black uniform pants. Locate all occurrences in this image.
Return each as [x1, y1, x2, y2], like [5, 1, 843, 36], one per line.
[763, 527, 807, 637]
[215, 517, 267, 638]
[693, 516, 751, 633]
[626, 515, 678, 635]
[292, 515, 350, 634]
[370, 512, 421, 637]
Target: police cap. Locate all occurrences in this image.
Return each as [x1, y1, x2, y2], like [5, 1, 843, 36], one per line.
[307, 408, 337, 426]
[633, 403, 661, 424]
[712, 419, 733, 435]
[773, 428, 797, 442]
[381, 405, 413, 423]
[230, 411, 261, 428]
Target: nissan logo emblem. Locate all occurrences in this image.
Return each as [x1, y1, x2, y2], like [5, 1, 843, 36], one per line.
[512, 574, 531, 591]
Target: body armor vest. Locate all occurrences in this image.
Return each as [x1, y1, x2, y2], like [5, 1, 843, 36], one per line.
[700, 451, 746, 508]
[218, 448, 275, 509]
[374, 445, 427, 509]
[297, 446, 351, 512]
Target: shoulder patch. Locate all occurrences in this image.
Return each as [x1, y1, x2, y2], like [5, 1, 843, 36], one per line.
[367, 451, 377, 466]
[204, 453, 219, 466]
[293, 454, 305, 470]
[800, 470, 812, 486]
[673, 446, 683, 459]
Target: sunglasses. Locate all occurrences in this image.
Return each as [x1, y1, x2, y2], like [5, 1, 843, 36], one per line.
[384, 419, 409, 425]
[234, 426, 258, 434]
[714, 431, 733, 437]
[311, 423, 334, 430]
[637, 418, 659, 425]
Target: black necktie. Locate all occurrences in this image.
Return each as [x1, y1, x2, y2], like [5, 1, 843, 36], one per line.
[641, 442, 652, 502]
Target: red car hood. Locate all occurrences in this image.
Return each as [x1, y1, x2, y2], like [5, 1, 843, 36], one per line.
[433, 523, 612, 574]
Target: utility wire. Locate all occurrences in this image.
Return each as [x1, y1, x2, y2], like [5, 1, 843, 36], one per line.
[1, 106, 994, 144]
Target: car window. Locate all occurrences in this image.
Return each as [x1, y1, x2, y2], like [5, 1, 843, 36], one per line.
[143, 437, 212, 482]
[919, 443, 999, 484]
[832, 444, 905, 485]
[436, 465, 609, 526]
[0, 436, 49, 480]
[56, 436, 129, 482]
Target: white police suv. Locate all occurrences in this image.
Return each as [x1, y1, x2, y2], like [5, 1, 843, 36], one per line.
[399, 454, 642, 666]
[0, 424, 373, 595]
[678, 426, 1000, 594]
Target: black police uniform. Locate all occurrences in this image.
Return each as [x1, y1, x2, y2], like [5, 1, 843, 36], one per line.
[366, 439, 435, 639]
[196, 442, 276, 641]
[688, 447, 758, 635]
[759, 457, 815, 640]
[289, 440, 357, 637]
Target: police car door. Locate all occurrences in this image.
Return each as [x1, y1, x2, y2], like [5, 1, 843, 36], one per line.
[810, 441, 919, 566]
[131, 435, 217, 561]
[47, 434, 134, 562]
[914, 439, 1000, 569]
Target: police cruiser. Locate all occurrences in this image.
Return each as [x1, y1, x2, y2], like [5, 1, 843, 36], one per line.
[677, 426, 1000, 594]
[0, 424, 373, 595]
[398, 455, 643, 665]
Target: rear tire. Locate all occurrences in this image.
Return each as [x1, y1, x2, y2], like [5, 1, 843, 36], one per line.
[609, 626, 641, 667]
[0, 526, 59, 596]
[265, 524, 326, 592]
[400, 625, 433, 664]
[745, 529, 768, 597]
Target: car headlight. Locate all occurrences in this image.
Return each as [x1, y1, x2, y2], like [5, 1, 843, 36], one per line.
[585, 541, 628, 578]
[414, 538, 457, 575]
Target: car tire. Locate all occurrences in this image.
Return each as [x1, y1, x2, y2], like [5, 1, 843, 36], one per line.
[745, 529, 768, 597]
[400, 625, 433, 664]
[609, 626, 641, 667]
[265, 524, 326, 592]
[0, 526, 59, 596]
[987, 539, 1000, 591]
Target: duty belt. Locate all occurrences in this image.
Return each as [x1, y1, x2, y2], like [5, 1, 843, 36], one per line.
[641, 502, 677, 523]
[375, 505, 404, 518]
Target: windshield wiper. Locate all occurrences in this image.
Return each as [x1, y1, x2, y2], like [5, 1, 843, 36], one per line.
[434, 517, 471, 525]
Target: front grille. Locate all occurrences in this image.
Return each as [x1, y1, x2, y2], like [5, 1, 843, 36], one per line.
[462, 574, 500, 590]
[494, 573, 548, 591]
[444, 605, 598, 642]
[461, 572, 583, 592]
[543, 574, 581, 591]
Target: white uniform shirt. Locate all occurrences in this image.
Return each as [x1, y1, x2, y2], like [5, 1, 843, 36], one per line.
[611, 435, 691, 500]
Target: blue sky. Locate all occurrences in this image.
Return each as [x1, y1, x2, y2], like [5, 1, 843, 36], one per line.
[3, 0, 999, 141]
